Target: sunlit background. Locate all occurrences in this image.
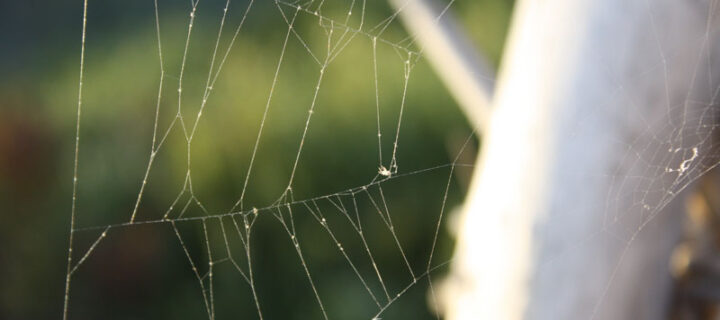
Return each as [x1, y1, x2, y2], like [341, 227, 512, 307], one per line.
[0, 1, 513, 319]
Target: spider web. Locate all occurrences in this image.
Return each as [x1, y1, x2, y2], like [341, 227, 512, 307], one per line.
[61, 0, 476, 319]
[60, 0, 720, 318]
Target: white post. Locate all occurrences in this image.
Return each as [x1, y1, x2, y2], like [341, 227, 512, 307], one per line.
[420, 0, 720, 319]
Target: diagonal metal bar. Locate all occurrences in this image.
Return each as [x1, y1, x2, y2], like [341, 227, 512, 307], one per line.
[389, 0, 494, 133]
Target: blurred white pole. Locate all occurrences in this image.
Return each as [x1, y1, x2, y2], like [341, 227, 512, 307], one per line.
[393, 0, 720, 319]
[389, 0, 494, 132]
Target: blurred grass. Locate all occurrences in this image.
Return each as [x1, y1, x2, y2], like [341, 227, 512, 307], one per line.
[0, 0, 513, 319]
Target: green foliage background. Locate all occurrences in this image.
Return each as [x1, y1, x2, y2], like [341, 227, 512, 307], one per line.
[0, 0, 512, 319]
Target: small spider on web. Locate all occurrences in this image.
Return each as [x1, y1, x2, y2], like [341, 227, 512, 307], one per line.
[378, 165, 392, 177]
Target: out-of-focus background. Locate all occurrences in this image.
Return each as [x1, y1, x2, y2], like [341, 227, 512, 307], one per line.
[0, 1, 513, 319]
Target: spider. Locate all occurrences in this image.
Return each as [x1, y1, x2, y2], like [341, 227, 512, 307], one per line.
[378, 165, 392, 177]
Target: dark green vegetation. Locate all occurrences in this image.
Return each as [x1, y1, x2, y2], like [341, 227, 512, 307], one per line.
[0, 0, 512, 319]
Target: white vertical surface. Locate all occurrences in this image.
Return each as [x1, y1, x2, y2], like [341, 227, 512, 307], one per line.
[437, 0, 719, 319]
